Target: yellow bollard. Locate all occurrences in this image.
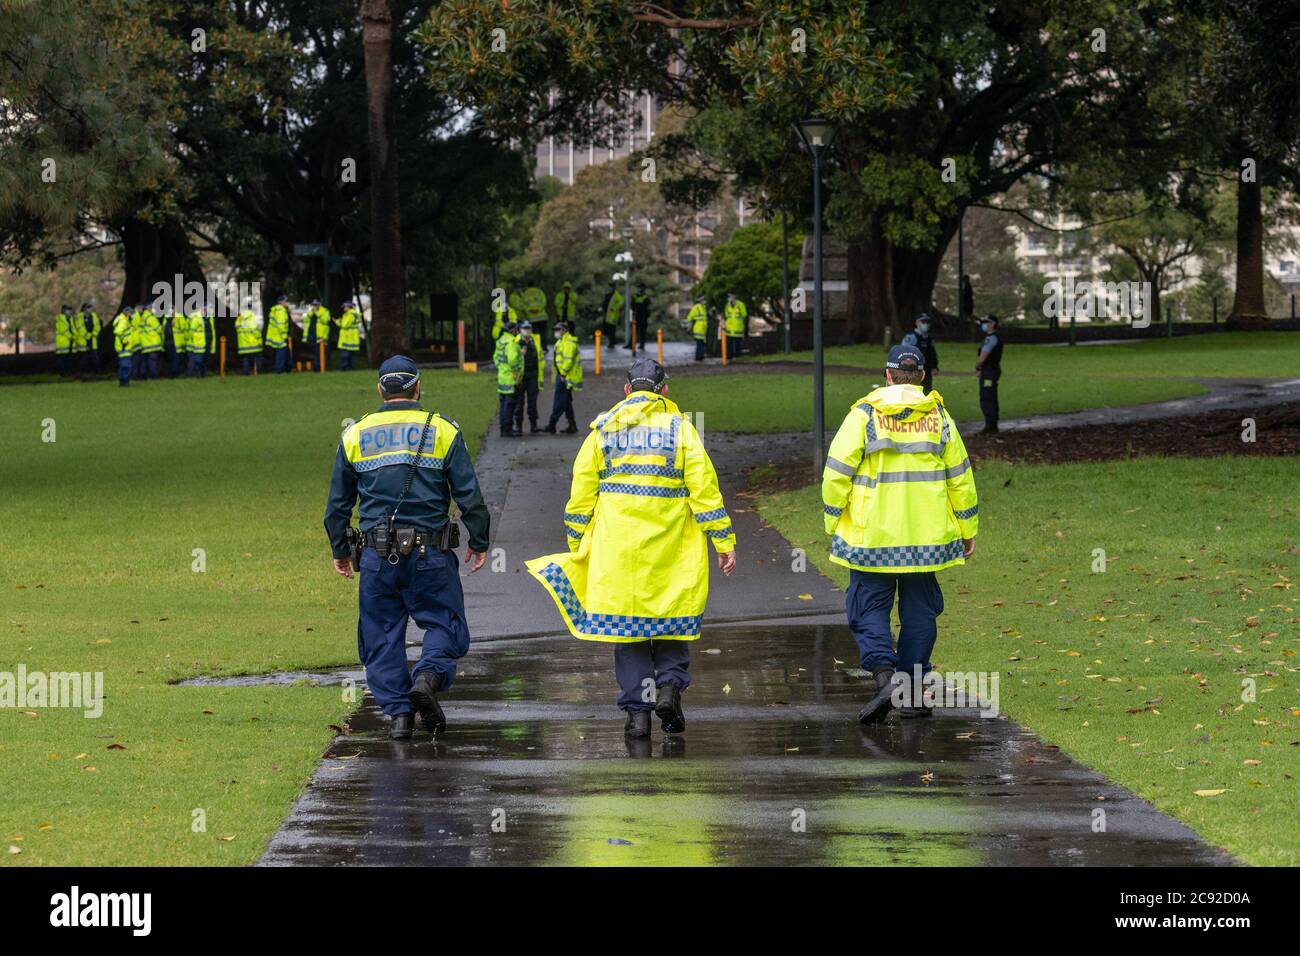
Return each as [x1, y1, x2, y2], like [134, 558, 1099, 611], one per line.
[219, 336, 226, 378]
[657, 328, 663, 364]
[594, 330, 602, 375]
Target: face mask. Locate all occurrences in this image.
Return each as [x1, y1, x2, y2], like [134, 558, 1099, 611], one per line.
[918, 322, 930, 333]
[981, 323, 991, 333]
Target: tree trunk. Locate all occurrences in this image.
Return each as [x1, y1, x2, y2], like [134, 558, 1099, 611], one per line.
[1229, 171, 1268, 327]
[361, 0, 408, 365]
[843, 227, 900, 346]
[118, 216, 206, 312]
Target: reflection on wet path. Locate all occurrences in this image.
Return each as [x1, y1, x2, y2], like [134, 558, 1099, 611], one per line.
[258, 625, 1230, 866]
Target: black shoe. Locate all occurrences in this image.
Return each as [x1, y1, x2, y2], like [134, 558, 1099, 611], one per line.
[529, 424, 540, 433]
[858, 668, 897, 725]
[980, 425, 999, 434]
[561, 424, 579, 434]
[409, 671, 447, 734]
[624, 710, 651, 739]
[543, 423, 557, 434]
[898, 705, 933, 719]
[389, 712, 415, 740]
[654, 683, 686, 734]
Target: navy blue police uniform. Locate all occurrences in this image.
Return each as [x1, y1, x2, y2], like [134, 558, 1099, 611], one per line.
[324, 357, 491, 735]
[977, 325, 1003, 433]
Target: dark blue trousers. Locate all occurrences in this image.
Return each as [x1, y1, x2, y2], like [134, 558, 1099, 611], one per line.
[273, 346, 291, 373]
[979, 371, 1000, 428]
[117, 355, 132, 386]
[339, 349, 357, 371]
[513, 381, 539, 430]
[548, 380, 576, 428]
[614, 641, 690, 711]
[187, 353, 207, 378]
[846, 570, 944, 674]
[358, 546, 470, 717]
[694, 337, 706, 361]
[497, 392, 515, 434]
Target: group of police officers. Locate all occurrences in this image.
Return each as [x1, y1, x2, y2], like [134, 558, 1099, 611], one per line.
[54, 297, 365, 385]
[325, 305, 995, 740]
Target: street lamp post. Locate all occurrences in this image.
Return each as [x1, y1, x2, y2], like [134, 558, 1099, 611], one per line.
[781, 210, 792, 354]
[796, 117, 836, 478]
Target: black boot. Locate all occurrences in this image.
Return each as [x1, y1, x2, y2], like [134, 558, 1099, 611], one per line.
[389, 712, 415, 740]
[654, 683, 686, 734]
[624, 710, 651, 739]
[543, 423, 557, 434]
[409, 671, 447, 734]
[858, 667, 897, 725]
[561, 424, 579, 434]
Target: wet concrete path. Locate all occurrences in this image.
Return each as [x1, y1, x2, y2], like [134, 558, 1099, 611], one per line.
[258, 624, 1229, 866]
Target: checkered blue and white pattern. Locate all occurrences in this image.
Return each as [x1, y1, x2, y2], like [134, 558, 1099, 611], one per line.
[953, 504, 978, 520]
[563, 512, 592, 525]
[704, 526, 734, 540]
[566, 527, 583, 540]
[830, 536, 964, 568]
[538, 562, 702, 638]
[824, 504, 843, 518]
[693, 507, 728, 523]
[598, 482, 689, 498]
[352, 453, 444, 473]
[598, 463, 684, 480]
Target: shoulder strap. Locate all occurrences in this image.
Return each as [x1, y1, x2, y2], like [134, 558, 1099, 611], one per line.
[388, 412, 434, 528]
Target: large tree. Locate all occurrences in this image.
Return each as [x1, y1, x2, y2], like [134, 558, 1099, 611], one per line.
[421, 1, 1193, 342]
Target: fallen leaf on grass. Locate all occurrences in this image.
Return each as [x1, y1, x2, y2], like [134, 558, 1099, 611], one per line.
[1194, 789, 1228, 797]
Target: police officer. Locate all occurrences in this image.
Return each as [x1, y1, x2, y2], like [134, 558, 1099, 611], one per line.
[526, 358, 737, 739]
[687, 295, 708, 362]
[822, 344, 979, 723]
[303, 299, 331, 370]
[138, 302, 164, 379]
[111, 305, 135, 387]
[521, 284, 549, 350]
[187, 309, 213, 377]
[55, 305, 75, 377]
[724, 292, 747, 358]
[901, 312, 939, 394]
[325, 357, 491, 740]
[975, 314, 1003, 433]
[337, 300, 362, 370]
[493, 318, 523, 437]
[554, 281, 578, 339]
[626, 282, 650, 354]
[601, 286, 622, 350]
[166, 310, 189, 378]
[544, 319, 582, 433]
[236, 307, 263, 374]
[513, 320, 543, 434]
[266, 295, 292, 373]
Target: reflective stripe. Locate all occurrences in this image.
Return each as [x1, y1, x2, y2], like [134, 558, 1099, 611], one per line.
[537, 561, 702, 638]
[823, 504, 843, 517]
[566, 527, 583, 540]
[704, 526, 734, 540]
[945, 458, 971, 478]
[824, 456, 856, 476]
[865, 411, 877, 443]
[863, 438, 943, 455]
[953, 504, 978, 520]
[598, 482, 688, 498]
[563, 512, 592, 525]
[599, 463, 683, 480]
[351, 454, 444, 473]
[850, 459, 970, 486]
[694, 508, 727, 523]
[831, 536, 964, 568]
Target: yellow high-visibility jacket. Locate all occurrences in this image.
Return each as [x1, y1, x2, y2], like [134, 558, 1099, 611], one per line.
[187, 312, 212, 353]
[822, 384, 978, 573]
[80, 311, 100, 352]
[55, 312, 74, 354]
[170, 313, 190, 351]
[688, 303, 708, 339]
[337, 308, 362, 350]
[554, 331, 583, 390]
[526, 391, 735, 642]
[724, 299, 747, 335]
[604, 289, 624, 325]
[491, 304, 518, 341]
[138, 310, 163, 353]
[112, 312, 136, 356]
[266, 304, 290, 348]
[554, 286, 578, 322]
[493, 330, 522, 393]
[521, 286, 548, 321]
[236, 311, 262, 354]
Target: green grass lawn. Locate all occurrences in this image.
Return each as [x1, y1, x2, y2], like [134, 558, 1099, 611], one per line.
[745, 329, 1300, 378]
[752, 455, 1300, 865]
[0, 368, 496, 865]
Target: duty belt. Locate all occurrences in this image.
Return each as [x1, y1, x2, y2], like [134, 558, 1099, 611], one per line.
[361, 523, 460, 564]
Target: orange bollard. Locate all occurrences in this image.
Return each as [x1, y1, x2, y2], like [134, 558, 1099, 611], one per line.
[219, 336, 226, 378]
[630, 323, 637, 354]
[721, 328, 728, 367]
[594, 330, 602, 375]
[657, 328, 663, 364]
[319, 340, 325, 374]
[456, 319, 465, 370]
